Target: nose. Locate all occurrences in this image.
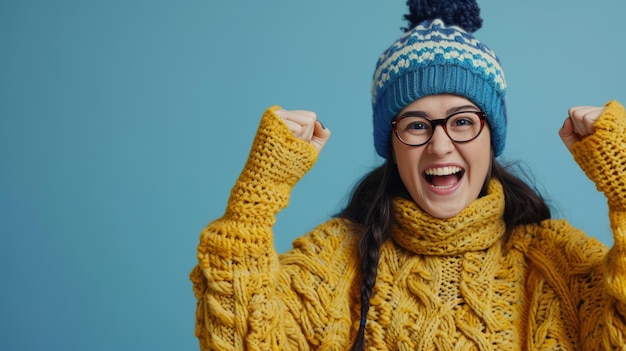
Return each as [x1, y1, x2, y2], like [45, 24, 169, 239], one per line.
[426, 124, 454, 156]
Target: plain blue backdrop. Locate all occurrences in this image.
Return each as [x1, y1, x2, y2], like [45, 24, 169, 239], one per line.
[2, 0, 625, 350]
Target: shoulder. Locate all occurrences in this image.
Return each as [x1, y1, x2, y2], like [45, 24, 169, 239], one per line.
[507, 219, 608, 266]
[280, 217, 361, 265]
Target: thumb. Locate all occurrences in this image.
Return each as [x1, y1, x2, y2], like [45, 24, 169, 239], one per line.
[559, 117, 579, 151]
[311, 120, 331, 153]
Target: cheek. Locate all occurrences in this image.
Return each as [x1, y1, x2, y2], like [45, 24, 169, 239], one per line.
[392, 143, 426, 187]
[392, 141, 414, 169]
[473, 130, 492, 166]
[392, 134, 426, 162]
[466, 140, 493, 180]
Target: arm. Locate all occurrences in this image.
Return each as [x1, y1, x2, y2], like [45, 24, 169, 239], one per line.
[561, 100, 626, 347]
[190, 106, 330, 350]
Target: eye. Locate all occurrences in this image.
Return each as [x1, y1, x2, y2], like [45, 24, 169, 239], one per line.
[448, 112, 479, 128]
[406, 121, 429, 130]
[396, 116, 431, 133]
[454, 118, 473, 126]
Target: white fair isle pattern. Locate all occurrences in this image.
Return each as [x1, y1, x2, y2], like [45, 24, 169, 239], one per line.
[371, 19, 506, 103]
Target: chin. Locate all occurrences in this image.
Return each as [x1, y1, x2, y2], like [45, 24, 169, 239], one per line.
[422, 204, 466, 219]
[431, 210, 463, 219]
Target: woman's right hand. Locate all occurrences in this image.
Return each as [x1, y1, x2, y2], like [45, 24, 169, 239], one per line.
[275, 109, 331, 154]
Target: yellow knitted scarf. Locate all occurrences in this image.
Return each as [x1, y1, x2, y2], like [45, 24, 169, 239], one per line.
[363, 180, 521, 349]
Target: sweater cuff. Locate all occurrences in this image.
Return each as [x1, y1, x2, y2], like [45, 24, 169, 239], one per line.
[571, 100, 626, 211]
[224, 106, 319, 226]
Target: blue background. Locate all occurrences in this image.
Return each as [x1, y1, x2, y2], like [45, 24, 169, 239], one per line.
[2, 0, 625, 350]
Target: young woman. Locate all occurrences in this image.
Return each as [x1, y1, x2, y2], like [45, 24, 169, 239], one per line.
[190, 0, 626, 349]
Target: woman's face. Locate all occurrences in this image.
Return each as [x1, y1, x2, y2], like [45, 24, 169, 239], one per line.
[392, 94, 492, 219]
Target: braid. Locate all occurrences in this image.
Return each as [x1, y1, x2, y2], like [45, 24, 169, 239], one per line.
[352, 231, 381, 350]
[355, 171, 394, 350]
[339, 159, 400, 351]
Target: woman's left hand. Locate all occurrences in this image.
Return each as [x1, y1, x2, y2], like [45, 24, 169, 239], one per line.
[559, 106, 605, 151]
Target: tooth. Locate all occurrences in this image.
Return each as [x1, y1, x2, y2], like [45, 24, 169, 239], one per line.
[425, 166, 461, 176]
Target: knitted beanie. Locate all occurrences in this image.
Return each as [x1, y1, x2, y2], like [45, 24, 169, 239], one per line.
[372, 0, 507, 158]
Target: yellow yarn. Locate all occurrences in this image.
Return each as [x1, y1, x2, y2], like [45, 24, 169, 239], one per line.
[191, 101, 626, 350]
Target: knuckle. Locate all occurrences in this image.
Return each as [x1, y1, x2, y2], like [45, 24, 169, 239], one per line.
[301, 110, 317, 121]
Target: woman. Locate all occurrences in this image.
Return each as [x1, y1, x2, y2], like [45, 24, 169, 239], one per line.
[190, 0, 626, 349]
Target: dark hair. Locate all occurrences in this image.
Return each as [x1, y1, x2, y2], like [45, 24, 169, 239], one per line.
[339, 156, 551, 351]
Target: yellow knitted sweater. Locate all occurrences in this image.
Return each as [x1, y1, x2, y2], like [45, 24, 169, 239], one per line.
[191, 101, 626, 350]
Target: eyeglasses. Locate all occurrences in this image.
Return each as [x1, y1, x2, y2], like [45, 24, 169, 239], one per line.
[391, 111, 486, 147]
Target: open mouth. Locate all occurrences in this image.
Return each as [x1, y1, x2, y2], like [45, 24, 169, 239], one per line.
[424, 166, 464, 189]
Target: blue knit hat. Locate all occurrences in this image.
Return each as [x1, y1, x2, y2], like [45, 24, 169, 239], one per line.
[372, 0, 507, 158]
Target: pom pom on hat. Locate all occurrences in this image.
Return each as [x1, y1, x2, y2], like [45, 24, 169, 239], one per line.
[403, 0, 482, 33]
[372, 0, 507, 158]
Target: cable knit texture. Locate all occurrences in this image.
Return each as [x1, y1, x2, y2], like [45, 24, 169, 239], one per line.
[191, 102, 626, 350]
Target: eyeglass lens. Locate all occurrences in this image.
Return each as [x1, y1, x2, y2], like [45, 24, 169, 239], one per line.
[394, 111, 484, 146]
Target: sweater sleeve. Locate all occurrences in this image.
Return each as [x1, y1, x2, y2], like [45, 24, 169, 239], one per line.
[570, 100, 626, 347]
[189, 106, 319, 350]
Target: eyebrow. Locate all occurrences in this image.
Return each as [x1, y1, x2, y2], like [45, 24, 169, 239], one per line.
[398, 104, 480, 118]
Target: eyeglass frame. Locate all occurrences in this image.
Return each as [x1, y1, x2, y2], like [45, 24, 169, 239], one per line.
[391, 110, 487, 147]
